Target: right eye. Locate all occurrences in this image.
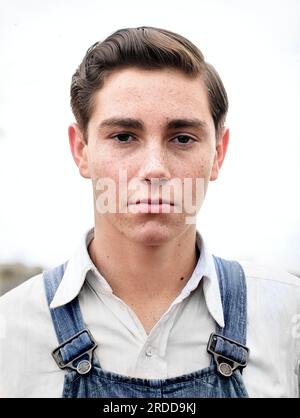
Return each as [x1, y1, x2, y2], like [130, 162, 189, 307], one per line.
[112, 133, 135, 143]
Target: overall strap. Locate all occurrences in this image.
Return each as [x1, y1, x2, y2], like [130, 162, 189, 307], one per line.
[213, 256, 247, 344]
[207, 256, 249, 377]
[43, 263, 97, 375]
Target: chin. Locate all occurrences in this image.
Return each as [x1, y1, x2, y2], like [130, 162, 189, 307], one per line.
[124, 216, 186, 246]
[136, 232, 170, 246]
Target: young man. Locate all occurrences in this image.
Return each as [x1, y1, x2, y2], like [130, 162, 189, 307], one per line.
[0, 27, 299, 398]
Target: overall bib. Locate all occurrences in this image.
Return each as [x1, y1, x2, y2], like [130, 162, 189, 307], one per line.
[43, 256, 249, 398]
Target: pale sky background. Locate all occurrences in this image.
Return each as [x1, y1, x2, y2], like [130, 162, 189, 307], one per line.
[0, 0, 299, 275]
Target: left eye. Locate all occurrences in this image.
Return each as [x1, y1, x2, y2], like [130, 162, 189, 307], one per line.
[172, 135, 194, 145]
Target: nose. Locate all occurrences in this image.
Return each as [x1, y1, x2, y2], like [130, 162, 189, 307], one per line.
[138, 143, 171, 183]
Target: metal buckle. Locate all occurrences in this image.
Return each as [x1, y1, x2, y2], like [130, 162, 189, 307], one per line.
[207, 332, 249, 377]
[52, 329, 97, 374]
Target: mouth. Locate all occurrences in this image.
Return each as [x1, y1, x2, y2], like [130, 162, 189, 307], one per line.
[127, 198, 175, 214]
[135, 198, 175, 206]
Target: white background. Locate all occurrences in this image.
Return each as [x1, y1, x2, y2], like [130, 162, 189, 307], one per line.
[0, 0, 299, 275]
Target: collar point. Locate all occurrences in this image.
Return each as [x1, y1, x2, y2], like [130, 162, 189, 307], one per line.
[217, 319, 225, 328]
[49, 299, 62, 309]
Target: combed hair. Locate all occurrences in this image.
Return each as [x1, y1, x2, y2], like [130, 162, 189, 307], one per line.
[71, 27, 228, 139]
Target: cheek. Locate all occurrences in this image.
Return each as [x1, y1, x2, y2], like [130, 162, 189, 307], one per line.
[90, 160, 113, 180]
[89, 158, 138, 201]
[178, 155, 213, 180]
[180, 155, 215, 203]
[89, 145, 137, 177]
[88, 146, 116, 179]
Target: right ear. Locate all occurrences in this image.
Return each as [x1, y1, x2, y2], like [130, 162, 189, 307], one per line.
[68, 123, 91, 179]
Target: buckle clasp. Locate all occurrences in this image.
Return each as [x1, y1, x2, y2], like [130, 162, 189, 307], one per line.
[52, 329, 97, 375]
[207, 332, 249, 377]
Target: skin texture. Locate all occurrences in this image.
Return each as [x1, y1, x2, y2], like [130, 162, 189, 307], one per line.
[69, 67, 229, 333]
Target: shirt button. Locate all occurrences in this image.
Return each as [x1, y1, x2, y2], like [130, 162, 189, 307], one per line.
[145, 346, 153, 357]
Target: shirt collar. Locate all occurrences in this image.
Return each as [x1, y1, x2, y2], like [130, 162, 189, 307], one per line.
[49, 228, 225, 328]
[50, 228, 99, 309]
[195, 232, 225, 328]
[172, 232, 224, 327]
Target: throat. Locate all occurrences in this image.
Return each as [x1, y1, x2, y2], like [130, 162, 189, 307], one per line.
[88, 228, 200, 315]
[123, 295, 176, 335]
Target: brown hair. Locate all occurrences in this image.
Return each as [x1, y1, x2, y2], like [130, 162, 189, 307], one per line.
[70, 27, 228, 140]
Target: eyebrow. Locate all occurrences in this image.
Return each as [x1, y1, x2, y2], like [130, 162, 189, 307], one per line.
[166, 118, 209, 132]
[97, 117, 209, 133]
[98, 118, 144, 130]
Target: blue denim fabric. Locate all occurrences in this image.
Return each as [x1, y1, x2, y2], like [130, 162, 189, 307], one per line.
[43, 256, 249, 398]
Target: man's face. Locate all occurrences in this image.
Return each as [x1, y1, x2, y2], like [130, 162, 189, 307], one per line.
[70, 67, 228, 245]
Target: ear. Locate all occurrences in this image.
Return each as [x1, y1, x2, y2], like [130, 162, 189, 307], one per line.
[210, 128, 230, 181]
[68, 123, 91, 179]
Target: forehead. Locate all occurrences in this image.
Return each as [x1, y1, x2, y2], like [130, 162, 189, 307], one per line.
[90, 67, 213, 127]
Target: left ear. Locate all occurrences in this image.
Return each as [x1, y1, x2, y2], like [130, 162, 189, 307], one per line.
[210, 128, 230, 181]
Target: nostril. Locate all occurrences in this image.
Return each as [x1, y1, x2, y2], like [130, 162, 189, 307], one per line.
[143, 177, 169, 185]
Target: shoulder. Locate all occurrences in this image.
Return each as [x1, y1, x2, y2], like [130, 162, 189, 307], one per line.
[0, 272, 63, 397]
[237, 260, 300, 329]
[238, 259, 300, 308]
[0, 272, 50, 330]
[238, 259, 300, 289]
[0, 272, 45, 308]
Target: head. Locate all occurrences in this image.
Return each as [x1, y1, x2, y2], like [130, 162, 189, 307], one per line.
[70, 26, 228, 141]
[69, 27, 230, 245]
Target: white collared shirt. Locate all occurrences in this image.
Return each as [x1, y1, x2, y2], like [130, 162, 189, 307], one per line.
[0, 228, 299, 398]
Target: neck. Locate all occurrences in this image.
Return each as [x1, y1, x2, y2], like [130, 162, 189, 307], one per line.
[88, 221, 199, 302]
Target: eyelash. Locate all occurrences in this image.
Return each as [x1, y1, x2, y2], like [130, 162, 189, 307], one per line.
[111, 133, 196, 146]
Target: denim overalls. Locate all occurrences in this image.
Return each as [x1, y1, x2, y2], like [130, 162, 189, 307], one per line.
[43, 256, 249, 398]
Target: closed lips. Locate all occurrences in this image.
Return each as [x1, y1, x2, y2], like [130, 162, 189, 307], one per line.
[130, 199, 174, 205]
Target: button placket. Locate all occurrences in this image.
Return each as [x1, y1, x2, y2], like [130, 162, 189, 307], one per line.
[145, 346, 153, 357]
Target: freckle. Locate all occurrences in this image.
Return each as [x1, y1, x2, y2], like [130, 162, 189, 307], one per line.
[180, 277, 184, 281]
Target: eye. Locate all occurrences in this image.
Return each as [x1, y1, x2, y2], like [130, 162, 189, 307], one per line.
[171, 135, 195, 145]
[113, 133, 135, 143]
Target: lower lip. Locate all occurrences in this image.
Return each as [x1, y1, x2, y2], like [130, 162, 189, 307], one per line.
[128, 203, 174, 213]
